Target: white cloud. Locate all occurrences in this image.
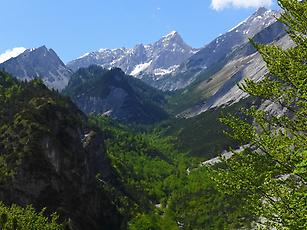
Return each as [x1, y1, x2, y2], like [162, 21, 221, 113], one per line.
[0, 47, 26, 64]
[211, 0, 272, 10]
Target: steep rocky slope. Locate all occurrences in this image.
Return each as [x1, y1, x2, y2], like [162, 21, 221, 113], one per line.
[67, 31, 197, 79]
[176, 20, 292, 117]
[0, 71, 122, 230]
[0, 46, 72, 91]
[63, 65, 168, 124]
[148, 7, 280, 91]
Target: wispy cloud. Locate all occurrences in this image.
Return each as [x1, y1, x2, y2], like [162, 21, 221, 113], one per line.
[152, 6, 162, 18]
[0, 47, 26, 64]
[211, 0, 272, 11]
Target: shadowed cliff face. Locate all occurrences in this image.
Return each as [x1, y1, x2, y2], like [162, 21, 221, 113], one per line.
[63, 66, 168, 124]
[0, 71, 121, 230]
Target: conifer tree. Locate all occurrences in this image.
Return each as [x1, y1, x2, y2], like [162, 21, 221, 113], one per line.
[215, 0, 307, 229]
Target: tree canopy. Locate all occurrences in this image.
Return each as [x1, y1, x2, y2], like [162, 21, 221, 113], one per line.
[216, 0, 307, 229]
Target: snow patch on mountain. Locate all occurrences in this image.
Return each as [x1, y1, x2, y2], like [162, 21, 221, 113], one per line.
[67, 31, 196, 79]
[162, 30, 178, 38]
[228, 8, 277, 37]
[151, 7, 280, 91]
[154, 65, 180, 76]
[131, 61, 152, 76]
[79, 52, 90, 59]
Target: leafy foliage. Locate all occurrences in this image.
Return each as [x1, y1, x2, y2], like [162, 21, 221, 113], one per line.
[0, 71, 82, 180]
[166, 166, 255, 230]
[215, 1, 307, 229]
[129, 213, 178, 230]
[91, 116, 254, 229]
[0, 203, 63, 230]
[90, 116, 190, 204]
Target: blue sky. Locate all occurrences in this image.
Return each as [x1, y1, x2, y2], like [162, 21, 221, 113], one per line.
[0, 0, 279, 63]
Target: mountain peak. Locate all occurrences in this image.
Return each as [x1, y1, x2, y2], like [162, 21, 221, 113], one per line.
[41, 45, 48, 49]
[0, 45, 71, 91]
[255, 6, 268, 13]
[68, 29, 194, 77]
[35, 45, 48, 51]
[227, 6, 277, 34]
[254, 7, 270, 15]
[159, 30, 186, 47]
[163, 31, 179, 38]
[25, 45, 50, 55]
[161, 31, 184, 43]
[250, 6, 278, 19]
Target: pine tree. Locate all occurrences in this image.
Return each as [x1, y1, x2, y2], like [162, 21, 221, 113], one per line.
[215, 0, 307, 229]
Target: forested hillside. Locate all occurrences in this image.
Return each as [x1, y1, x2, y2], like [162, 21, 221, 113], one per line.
[0, 71, 122, 229]
[63, 66, 168, 124]
[89, 116, 256, 229]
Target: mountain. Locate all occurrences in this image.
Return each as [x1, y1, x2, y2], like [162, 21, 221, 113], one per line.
[67, 31, 197, 78]
[63, 65, 168, 124]
[169, 19, 291, 117]
[0, 46, 72, 91]
[147, 7, 280, 91]
[183, 8, 278, 71]
[0, 47, 26, 64]
[0, 70, 122, 229]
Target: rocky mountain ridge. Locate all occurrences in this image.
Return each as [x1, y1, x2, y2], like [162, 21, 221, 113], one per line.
[67, 31, 197, 79]
[0, 46, 72, 91]
[146, 7, 280, 91]
[0, 7, 287, 120]
[63, 65, 168, 124]
[176, 20, 291, 117]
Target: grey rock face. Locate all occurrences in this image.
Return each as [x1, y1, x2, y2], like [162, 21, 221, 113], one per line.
[0, 46, 72, 91]
[77, 87, 128, 117]
[67, 31, 197, 78]
[150, 7, 280, 91]
[180, 21, 291, 117]
[184, 8, 278, 71]
[0, 88, 122, 230]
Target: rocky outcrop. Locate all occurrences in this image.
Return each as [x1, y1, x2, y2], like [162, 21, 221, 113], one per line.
[0, 46, 72, 91]
[0, 71, 122, 230]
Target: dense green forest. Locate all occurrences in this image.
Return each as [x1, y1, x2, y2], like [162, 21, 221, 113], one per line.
[89, 116, 255, 229]
[159, 97, 260, 159]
